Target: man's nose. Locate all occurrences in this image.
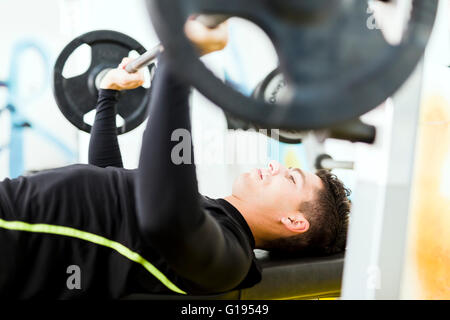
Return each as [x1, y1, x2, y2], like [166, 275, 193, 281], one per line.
[268, 160, 280, 175]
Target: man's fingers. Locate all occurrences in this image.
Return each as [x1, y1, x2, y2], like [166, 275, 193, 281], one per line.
[185, 18, 228, 49]
[184, 19, 207, 41]
[207, 22, 229, 44]
[118, 57, 133, 69]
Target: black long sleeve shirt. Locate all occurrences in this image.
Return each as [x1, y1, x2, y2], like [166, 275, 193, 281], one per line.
[0, 57, 261, 299]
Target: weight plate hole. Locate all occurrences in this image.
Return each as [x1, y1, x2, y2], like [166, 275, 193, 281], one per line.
[128, 49, 140, 59]
[83, 109, 125, 128]
[116, 114, 125, 127]
[142, 67, 152, 89]
[128, 49, 152, 89]
[223, 18, 278, 92]
[368, 0, 413, 46]
[62, 44, 92, 79]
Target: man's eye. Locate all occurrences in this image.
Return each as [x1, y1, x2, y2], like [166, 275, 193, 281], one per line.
[289, 175, 296, 184]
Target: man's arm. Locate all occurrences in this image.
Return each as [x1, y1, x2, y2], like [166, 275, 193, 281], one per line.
[136, 56, 251, 294]
[135, 20, 252, 293]
[88, 58, 144, 168]
[88, 89, 123, 168]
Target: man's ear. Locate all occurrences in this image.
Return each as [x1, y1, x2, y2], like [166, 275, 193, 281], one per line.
[281, 213, 310, 234]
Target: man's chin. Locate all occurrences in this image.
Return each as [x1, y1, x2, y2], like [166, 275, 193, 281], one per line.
[242, 171, 257, 185]
[232, 173, 252, 195]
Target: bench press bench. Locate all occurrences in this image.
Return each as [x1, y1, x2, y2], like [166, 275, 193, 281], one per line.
[124, 251, 345, 300]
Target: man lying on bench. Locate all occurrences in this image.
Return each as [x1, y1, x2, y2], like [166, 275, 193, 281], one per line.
[0, 18, 351, 299]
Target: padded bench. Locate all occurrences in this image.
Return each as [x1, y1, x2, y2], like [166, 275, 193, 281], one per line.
[124, 250, 345, 300]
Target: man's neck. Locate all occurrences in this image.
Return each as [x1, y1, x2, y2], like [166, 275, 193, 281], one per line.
[223, 195, 271, 249]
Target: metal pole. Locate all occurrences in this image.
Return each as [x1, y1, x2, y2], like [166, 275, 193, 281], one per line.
[341, 61, 425, 299]
[320, 158, 354, 170]
[125, 44, 163, 73]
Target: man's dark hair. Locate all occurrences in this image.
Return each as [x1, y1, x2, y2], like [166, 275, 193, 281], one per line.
[263, 169, 351, 256]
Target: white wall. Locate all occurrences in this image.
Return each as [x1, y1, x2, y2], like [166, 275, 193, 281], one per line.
[0, 0, 79, 178]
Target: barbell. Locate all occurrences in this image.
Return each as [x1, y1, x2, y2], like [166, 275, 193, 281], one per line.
[53, 15, 228, 134]
[147, 0, 438, 131]
[53, 0, 438, 137]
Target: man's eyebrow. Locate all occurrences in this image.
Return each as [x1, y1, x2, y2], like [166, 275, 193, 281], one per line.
[290, 167, 306, 184]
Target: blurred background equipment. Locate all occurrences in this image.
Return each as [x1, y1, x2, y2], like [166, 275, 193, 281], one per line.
[227, 68, 377, 145]
[1, 40, 76, 178]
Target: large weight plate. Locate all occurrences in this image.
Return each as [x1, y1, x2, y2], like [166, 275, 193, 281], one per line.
[226, 68, 305, 144]
[252, 68, 305, 144]
[53, 30, 153, 134]
[147, 0, 438, 131]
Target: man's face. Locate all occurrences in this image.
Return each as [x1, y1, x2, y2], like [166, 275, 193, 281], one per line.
[232, 160, 323, 219]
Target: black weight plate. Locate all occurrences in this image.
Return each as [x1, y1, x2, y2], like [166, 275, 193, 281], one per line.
[53, 30, 152, 134]
[146, 0, 438, 131]
[252, 68, 304, 144]
[224, 68, 304, 144]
